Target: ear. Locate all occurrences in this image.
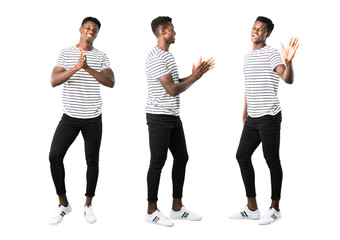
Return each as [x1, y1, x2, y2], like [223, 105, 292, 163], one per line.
[266, 31, 271, 38]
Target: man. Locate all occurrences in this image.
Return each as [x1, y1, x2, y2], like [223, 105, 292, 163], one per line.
[145, 16, 215, 227]
[48, 17, 114, 225]
[229, 16, 299, 225]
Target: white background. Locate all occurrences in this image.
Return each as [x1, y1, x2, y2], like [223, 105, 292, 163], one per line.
[1, 0, 339, 239]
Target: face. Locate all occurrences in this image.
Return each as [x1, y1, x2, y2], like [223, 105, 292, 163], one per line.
[162, 23, 176, 44]
[251, 21, 270, 44]
[80, 21, 99, 43]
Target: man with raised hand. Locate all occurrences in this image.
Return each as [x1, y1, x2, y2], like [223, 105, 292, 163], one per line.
[144, 16, 215, 227]
[230, 16, 299, 225]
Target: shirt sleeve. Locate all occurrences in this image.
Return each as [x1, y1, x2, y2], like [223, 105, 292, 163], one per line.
[148, 55, 170, 80]
[268, 48, 284, 71]
[55, 49, 67, 69]
[101, 53, 111, 71]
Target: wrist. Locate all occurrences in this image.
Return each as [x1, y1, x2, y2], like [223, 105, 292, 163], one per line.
[84, 65, 91, 72]
[284, 60, 292, 66]
[191, 74, 199, 82]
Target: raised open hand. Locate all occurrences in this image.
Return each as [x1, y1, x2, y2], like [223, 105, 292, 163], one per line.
[192, 57, 215, 80]
[281, 37, 299, 63]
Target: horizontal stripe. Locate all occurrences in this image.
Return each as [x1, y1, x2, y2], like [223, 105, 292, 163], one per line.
[56, 46, 110, 119]
[145, 47, 180, 116]
[243, 46, 284, 118]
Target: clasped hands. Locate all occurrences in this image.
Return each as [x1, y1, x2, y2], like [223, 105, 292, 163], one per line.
[76, 47, 89, 70]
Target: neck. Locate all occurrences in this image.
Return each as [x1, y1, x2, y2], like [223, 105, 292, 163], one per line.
[157, 39, 170, 52]
[252, 42, 266, 50]
[77, 40, 93, 51]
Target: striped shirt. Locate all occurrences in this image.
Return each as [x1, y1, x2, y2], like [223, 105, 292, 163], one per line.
[145, 47, 180, 116]
[243, 45, 284, 118]
[56, 46, 110, 119]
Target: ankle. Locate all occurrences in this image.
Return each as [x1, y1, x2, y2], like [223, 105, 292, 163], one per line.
[271, 200, 280, 211]
[147, 202, 157, 214]
[247, 198, 258, 211]
[58, 195, 69, 207]
[172, 198, 182, 212]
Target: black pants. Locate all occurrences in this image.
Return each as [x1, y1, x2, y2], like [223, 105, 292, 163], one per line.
[236, 112, 282, 201]
[49, 114, 102, 197]
[146, 114, 189, 202]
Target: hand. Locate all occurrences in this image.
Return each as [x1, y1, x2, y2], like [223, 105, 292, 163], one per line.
[192, 57, 215, 80]
[281, 37, 299, 63]
[76, 48, 88, 70]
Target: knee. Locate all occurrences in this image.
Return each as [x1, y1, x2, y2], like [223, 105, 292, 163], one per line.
[86, 156, 99, 168]
[263, 153, 281, 169]
[173, 153, 189, 168]
[149, 159, 166, 174]
[265, 158, 282, 170]
[236, 151, 246, 164]
[236, 151, 251, 169]
[49, 151, 63, 166]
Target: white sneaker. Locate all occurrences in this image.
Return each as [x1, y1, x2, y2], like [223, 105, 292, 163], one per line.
[170, 206, 202, 221]
[84, 205, 97, 224]
[258, 207, 281, 225]
[145, 210, 174, 227]
[229, 206, 260, 220]
[49, 205, 72, 225]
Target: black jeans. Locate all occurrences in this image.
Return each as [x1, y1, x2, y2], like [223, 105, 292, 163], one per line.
[49, 114, 102, 197]
[146, 114, 189, 202]
[236, 112, 282, 201]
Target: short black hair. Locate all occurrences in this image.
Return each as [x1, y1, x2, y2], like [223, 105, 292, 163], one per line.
[151, 16, 172, 36]
[82, 17, 101, 30]
[256, 16, 274, 33]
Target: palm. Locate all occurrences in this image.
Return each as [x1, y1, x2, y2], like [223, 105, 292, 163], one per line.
[281, 37, 299, 62]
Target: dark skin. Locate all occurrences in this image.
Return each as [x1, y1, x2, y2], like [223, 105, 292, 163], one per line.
[51, 21, 115, 207]
[147, 22, 215, 214]
[244, 21, 299, 212]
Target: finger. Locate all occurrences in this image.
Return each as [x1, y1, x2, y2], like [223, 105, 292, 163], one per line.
[291, 37, 298, 47]
[197, 60, 207, 69]
[294, 38, 299, 49]
[206, 58, 215, 65]
[288, 37, 293, 46]
[293, 43, 300, 54]
[199, 62, 209, 72]
[198, 56, 202, 66]
[208, 59, 215, 66]
[209, 62, 216, 68]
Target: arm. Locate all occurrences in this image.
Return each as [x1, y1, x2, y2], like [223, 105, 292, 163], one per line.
[81, 49, 115, 88]
[276, 37, 300, 84]
[242, 94, 247, 125]
[50, 50, 86, 87]
[84, 67, 115, 88]
[158, 57, 215, 97]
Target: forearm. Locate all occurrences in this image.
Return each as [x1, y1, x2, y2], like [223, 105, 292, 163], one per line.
[85, 67, 115, 88]
[169, 74, 197, 96]
[51, 66, 79, 87]
[242, 94, 248, 124]
[282, 61, 294, 84]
